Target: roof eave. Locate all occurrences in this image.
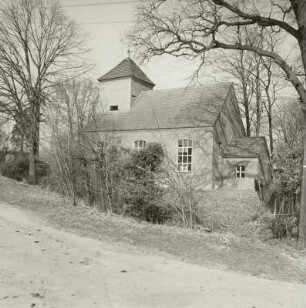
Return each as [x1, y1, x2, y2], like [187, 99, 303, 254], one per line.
[84, 124, 214, 133]
[132, 76, 155, 87]
[223, 155, 259, 159]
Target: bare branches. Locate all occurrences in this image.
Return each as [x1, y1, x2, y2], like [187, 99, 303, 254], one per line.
[212, 0, 300, 39]
[0, 0, 89, 183]
[46, 79, 99, 206]
[127, 0, 305, 108]
[47, 79, 99, 143]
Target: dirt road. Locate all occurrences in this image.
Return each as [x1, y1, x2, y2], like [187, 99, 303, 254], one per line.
[0, 202, 304, 308]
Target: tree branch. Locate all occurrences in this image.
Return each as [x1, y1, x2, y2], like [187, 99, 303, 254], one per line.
[212, 0, 301, 40]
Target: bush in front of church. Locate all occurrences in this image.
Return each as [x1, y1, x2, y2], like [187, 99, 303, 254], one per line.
[122, 143, 173, 224]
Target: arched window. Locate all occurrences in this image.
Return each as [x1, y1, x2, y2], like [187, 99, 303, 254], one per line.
[134, 140, 146, 150]
[178, 139, 192, 172]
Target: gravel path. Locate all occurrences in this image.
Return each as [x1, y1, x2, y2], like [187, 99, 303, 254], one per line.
[0, 202, 305, 308]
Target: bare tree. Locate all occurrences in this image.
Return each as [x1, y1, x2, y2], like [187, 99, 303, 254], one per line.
[254, 55, 263, 137]
[49, 80, 99, 143]
[46, 79, 99, 206]
[128, 1, 304, 106]
[217, 50, 255, 136]
[271, 101, 303, 232]
[260, 57, 281, 155]
[0, 116, 10, 151]
[274, 100, 304, 149]
[127, 0, 306, 243]
[221, 51, 281, 153]
[217, 29, 284, 154]
[0, 0, 87, 184]
[219, 51, 266, 138]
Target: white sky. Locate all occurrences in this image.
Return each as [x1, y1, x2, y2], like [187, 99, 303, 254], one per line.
[60, 0, 223, 89]
[60, 0, 298, 101]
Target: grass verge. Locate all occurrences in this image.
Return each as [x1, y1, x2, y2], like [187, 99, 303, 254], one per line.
[0, 176, 304, 284]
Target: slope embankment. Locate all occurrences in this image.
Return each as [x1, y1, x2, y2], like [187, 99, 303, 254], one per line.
[0, 176, 304, 284]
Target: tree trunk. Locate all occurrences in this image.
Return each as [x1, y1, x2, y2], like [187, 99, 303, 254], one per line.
[266, 94, 274, 154]
[298, 115, 306, 245]
[239, 51, 251, 137]
[28, 142, 36, 184]
[255, 65, 261, 137]
[20, 133, 24, 153]
[245, 104, 251, 136]
[28, 109, 40, 185]
[268, 113, 273, 154]
[298, 4, 306, 246]
[33, 125, 39, 158]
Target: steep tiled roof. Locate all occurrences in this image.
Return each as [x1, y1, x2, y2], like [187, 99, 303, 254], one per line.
[97, 57, 155, 86]
[85, 83, 232, 131]
[223, 137, 266, 158]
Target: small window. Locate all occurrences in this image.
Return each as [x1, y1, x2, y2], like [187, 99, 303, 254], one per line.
[97, 141, 105, 149]
[178, 139, 192, 172]
[110, 105, 118, 111]
[96, 141, 105, 156]
[236, 165, 245, 178]
[134, 140, 146, 150]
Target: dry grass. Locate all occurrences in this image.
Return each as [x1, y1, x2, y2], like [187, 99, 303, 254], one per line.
[196, 190, 273, 238]
[0, 176, 304, 284]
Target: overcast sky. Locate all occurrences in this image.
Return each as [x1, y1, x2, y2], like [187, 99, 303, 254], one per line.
[60, 0, 224, 89]
[59, 0, 298, 102]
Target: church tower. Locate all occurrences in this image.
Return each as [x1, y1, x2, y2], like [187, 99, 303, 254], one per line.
[98, 57, 155, 112]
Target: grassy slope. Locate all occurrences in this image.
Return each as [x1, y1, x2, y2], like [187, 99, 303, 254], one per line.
[196, 189, 272, 237]
[0, 176, 304, 284]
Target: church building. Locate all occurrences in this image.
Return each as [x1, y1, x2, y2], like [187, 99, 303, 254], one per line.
[85, 57, 272, 191]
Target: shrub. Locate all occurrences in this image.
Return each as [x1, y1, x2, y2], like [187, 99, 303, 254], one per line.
[122, 143, 171, 223]
[130, 143, 164, 172]
[269, 141, 302, 237]
[1, 156, 49, 184]
[1, 156, 28, 181]
[92, 144, 131, 211]
[46, 145, 91, 206]
[90, 142, 197, 226]
[269, 215, 298, 238]
[123, 202, 172, 224]
[0, 150, 7, 163]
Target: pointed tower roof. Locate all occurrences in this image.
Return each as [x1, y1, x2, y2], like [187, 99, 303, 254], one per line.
[97, 57, 155, 86]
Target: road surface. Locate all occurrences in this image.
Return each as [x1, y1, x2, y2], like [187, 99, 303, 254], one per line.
[0, 202, 305, 308]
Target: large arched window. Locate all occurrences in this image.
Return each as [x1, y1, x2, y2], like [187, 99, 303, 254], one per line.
[178, 139, 192, 172]
[134, 140, 146, 150]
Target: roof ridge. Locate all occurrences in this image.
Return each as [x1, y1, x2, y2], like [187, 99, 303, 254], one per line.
[127, 57, 134, 74]
[140, 82, 232, 93]
[235, 136, 266, 140]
